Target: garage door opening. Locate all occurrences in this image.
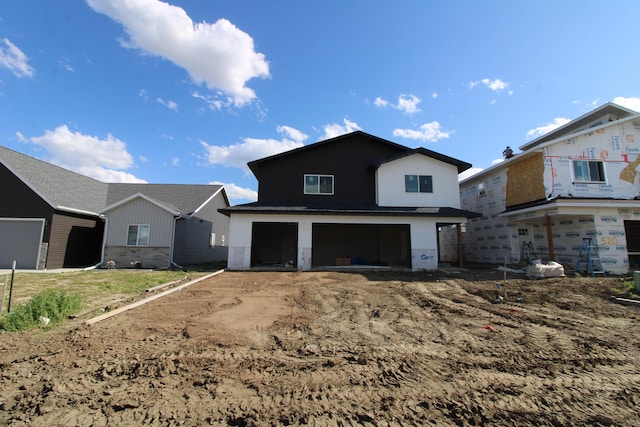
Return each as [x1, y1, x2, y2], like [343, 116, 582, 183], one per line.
[251, 222, 298, 268]
[312, 223, 410, 268]
[624, 220, 640, 270]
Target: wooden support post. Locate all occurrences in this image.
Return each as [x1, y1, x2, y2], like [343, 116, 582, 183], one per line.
[545, 215, 555, 261]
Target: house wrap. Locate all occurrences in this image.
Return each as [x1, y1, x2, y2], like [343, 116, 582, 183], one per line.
[440, 102, 640, 275]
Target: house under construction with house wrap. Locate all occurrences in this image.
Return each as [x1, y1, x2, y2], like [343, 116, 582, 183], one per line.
[440, 102, 640, 275]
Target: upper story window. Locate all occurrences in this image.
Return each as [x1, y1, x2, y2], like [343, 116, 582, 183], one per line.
[304, 174, 334, 195]
[573, 160, 605, 183]
[478, 182, 486, 198]
[127, 224, 149, 246]
[405, 175, 433, 193]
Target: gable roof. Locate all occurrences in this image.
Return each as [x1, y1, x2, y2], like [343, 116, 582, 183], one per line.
[519, 102, 638, 151]
[378, 147, 472, 173]
[247, 130, 410, 179]
[0, 146, 227, 216]
[100, 192, 182, 216]
[0, 146, 108, 214]
[105, 183, 226, 216]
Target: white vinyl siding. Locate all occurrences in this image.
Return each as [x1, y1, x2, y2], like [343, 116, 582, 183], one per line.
[376, 153, 460, 207]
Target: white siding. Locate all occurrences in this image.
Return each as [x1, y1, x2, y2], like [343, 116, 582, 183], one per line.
[376, 154, 461, 207]
[227, 213, 468, 271]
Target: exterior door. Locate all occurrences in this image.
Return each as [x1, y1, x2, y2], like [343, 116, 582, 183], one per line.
[517, 226, 535, 263]
[624, 220, 640, 270]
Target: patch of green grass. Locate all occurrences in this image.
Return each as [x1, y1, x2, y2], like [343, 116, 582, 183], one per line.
[611, 280, 636, 296]
[0, 290, 81, 331]
[0, 269, 211, 328]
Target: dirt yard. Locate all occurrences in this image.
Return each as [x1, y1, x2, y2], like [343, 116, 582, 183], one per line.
[1, 268, 639, 426]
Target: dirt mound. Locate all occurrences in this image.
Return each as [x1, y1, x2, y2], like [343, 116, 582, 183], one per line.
[1, 270, 639, 426]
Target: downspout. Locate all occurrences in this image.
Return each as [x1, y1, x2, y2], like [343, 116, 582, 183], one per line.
[170, 215, 184, 270]
[85, 215, 108, 270]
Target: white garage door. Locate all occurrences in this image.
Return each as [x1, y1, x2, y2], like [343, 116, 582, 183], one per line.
[0, 219, 45, 269]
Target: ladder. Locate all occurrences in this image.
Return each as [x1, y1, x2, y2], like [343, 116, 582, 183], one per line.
[575, 238, 606, 277]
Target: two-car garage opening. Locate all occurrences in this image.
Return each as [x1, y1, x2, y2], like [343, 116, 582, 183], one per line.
[250, 222, 411, 268]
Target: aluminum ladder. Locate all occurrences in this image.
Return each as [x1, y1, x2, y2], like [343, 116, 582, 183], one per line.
[575, 238, 606, 277]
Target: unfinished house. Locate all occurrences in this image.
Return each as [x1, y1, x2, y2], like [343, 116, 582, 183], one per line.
[220, 131, 480, 271]
[440, 102, 640, 275]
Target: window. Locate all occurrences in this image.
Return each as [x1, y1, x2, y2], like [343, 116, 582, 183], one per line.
[304, 174, 334, 194]
[405, 175, 433, 193]
[478, 182, 486, 198]
[573, 160, 605, 182]
[127, 224, 149, 246]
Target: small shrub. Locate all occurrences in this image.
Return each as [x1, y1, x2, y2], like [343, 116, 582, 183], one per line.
[0, 290, 81, 332]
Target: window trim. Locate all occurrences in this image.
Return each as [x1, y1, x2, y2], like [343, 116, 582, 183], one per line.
[572, 160, 606, 183]
[404, 174, 433, 193]
[127, 224, 150, 246]
[304, 174, 334, 195]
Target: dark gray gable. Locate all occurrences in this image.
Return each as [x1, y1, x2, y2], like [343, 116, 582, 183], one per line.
[247, 130, 409, 179]
[0, 146, 108, 214]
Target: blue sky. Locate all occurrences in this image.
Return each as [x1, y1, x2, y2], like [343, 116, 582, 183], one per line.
[1, 1, 639, 204]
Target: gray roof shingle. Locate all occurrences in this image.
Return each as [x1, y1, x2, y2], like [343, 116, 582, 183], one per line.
[0, 146, 224, 216]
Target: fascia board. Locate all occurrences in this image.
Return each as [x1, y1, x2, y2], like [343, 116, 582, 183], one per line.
[99, 192, 181, 216]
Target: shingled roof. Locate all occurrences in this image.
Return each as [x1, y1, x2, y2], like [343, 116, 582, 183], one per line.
[0, 146, 224, 216]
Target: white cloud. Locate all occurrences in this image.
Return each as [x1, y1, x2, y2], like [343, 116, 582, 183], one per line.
[15, 131, 27, 142]
[395, 94, 421, 114]
[392, 121, 452, 142]
[612, 96, 640, 112]
[432, 92, 438, 99]
[28, 125, 146, 183]
[372, 94, 421, 115]
[157, 98, 178, 111]
[211, 181, 257, 203]
[458, 167, 483, 181]
[58, 58, 74, 72]
[374, 97, 388, 108]
[525, 117, 570, 140]
[320, 118, 361, 140]
[172, 156, 180, 166]
[87, 0, 269, 106]
[0, 38, 35, 78]
[469, 78, 509, 91]
[201, 125, 307, 172]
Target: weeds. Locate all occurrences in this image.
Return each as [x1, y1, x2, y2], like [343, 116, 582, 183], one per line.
[0, 290, 81, 331]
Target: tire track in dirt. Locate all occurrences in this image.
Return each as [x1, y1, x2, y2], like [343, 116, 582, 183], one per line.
[2, 271, 640, 426]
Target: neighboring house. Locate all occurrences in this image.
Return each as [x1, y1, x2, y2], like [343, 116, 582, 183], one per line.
[441, 102, 640, 275]
[220, 131, 480, 271]
[0, 146, 230, 270]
